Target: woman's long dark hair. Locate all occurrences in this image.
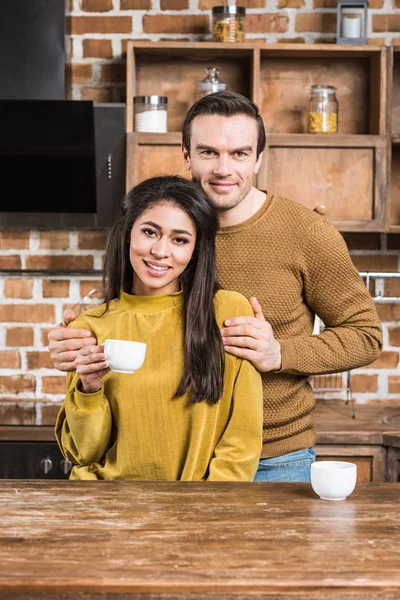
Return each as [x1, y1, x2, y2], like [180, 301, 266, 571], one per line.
[102, 175, 225, 404]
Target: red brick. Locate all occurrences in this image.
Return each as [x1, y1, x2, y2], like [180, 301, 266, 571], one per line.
[363, 351, 399, 369]
[295, 12, 337, 33]
[4, 279, 33, 299]
[78, 230, 108, 250]
[372, 15, 400, 32]
[0, 231, 30, 250]
[200, 0, 264, 6]
[81, 87, 114, 102]
[351, 255, 399, 272]
[121, 0, 152, 7]
[369, 0, 384, 6]
[388, 376, 400, 393]
[344, 233, 381, 251]
[350, 374, 378, 393]
[0, 256, 22, 269]
[247, 13, 289, 32]
[376, 303, 400, 322]
[26, 352, 55, 370]
[0, 351, 21, 369]
[39, 232, 70, 250]
[68, 63, 93, 83]
[143, 15, 209, 34]
[383, 279, 400, 298]
[0, 375, 36, 394]
[100, 63, 126, 83]
[161, 0, 189, 8]
[42, 376, 67, 395]
[68, 16, 133, 34]
[83, 39, 113, 58]
[41, 328, 53, 348]
[0, 403, 35, 426]
[0, 305, 55, 324]
[279, 0, 304, 7]
[313, 0, 336, 6]
[391, 37, 400, 45]
[388, 326, 400, 346]
[26, 255, 94, 270]
[81, 0, 114, 11]
[42, 280, 70, 299]
[6, 327, 34, 347]
[79, 280, 103, 298]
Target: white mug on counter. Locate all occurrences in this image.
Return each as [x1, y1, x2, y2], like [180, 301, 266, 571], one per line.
[104, 339, 146, 374]
[311, 460, 357, 501]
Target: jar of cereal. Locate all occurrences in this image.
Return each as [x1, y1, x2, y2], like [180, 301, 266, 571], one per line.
[308, 85, 338, 134]
[212, 5, 246, 43]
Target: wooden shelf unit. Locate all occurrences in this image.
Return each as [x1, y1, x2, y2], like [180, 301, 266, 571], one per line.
[126, 42, 389, 232]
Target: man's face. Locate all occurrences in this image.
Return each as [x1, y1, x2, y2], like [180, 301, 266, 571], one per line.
[183, 114, 263, 212]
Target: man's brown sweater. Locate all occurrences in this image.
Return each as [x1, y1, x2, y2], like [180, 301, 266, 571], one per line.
[216, 192, 383, 458]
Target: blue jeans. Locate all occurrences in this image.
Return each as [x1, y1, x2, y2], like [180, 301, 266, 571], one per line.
[254, 448, 316, 482]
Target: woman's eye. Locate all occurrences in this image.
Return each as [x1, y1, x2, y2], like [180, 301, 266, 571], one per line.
[143, 228, 157, 237]
[174, 237, 189, 245]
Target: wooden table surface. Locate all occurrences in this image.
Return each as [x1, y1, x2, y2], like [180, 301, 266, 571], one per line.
[0, 480, 399, 600]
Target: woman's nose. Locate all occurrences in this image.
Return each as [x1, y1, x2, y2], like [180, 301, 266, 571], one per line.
[150, 238, 170, 258]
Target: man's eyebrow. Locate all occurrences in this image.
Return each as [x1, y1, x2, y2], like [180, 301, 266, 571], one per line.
[142, 221, 192, 236]
[195, 144, 254, 152]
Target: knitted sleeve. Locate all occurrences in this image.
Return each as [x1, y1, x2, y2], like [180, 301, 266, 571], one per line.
[279, 219, 383, 376]
[54, 372, 112, 466]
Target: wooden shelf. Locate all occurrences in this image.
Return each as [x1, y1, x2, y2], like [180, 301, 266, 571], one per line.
[126, 41, 389, 232]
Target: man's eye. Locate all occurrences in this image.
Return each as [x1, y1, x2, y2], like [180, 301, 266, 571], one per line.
[201, 150, 215, 156]
[235, 151, 247, 158]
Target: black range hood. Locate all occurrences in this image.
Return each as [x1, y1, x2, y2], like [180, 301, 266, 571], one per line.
[0, 1, 126, 229]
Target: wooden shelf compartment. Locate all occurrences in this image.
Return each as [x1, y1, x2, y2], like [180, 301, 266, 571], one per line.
[126, 41, 256, 135]
[258, 134, 387, 230]
[258, 45, 388, 136]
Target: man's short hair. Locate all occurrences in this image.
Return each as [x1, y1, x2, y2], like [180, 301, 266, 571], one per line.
[182, 91, 266, 158]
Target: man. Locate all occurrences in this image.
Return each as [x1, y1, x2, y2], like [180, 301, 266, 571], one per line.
[48, 91, 383, 482]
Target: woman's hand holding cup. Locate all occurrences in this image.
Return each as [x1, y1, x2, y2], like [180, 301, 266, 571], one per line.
[76, 344, 110, 394]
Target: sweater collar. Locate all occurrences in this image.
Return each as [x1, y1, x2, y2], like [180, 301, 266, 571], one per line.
[115, 290, 184, 314]
[217, 191, 274, 235]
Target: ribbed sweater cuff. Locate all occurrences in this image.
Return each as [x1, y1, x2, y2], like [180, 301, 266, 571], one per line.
[278, 338, 298, 372]
[73, 384, 105, 411]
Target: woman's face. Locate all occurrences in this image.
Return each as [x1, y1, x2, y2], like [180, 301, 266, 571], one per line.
[129, 201, 197, 296]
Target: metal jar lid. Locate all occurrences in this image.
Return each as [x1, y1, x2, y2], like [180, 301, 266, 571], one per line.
[134, 96, 168, 105]
[212, 5, 246, 15]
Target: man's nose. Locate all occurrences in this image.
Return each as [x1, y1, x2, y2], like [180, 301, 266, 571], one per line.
[213, 155, 232, 177]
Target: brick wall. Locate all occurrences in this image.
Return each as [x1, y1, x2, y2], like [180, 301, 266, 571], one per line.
[1, 1, 400, 425]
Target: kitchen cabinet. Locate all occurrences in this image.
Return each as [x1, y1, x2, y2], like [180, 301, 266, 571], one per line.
[314, 401, 400, 482]
[126, 42, 388, 232]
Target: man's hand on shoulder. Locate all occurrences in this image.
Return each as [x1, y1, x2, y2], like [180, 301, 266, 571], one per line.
[220, 297, 281, 372]
[48, 309, 97, 372]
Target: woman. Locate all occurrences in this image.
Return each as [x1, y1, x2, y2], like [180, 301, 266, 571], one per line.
[55, 175, 263, 481]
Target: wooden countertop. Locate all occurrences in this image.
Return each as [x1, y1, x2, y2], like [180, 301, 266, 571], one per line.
[0, 480, 399, 600]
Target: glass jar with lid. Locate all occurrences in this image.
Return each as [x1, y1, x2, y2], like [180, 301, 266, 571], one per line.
[134, 95, 168, 133]
[212, 5, 246, 43]
[196, 67, 227, 101]
[307, 85, 338, 134]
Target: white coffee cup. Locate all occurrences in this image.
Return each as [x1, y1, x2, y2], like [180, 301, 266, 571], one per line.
[104, 339, 146, 374]
[311, 460, 357, 501]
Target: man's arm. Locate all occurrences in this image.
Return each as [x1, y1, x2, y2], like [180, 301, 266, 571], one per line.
[48, 310, 97, 372]
[220, 219, 382, 375]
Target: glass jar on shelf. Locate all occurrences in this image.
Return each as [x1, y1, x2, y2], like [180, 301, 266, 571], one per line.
[134, 95, 168, 133]
[196, 67, 227, 101]
[307, 85, 338, 134]
[212, 5, 246, 43]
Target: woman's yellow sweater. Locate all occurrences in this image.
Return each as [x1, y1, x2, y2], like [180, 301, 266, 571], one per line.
[55, 289, 263, 481]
